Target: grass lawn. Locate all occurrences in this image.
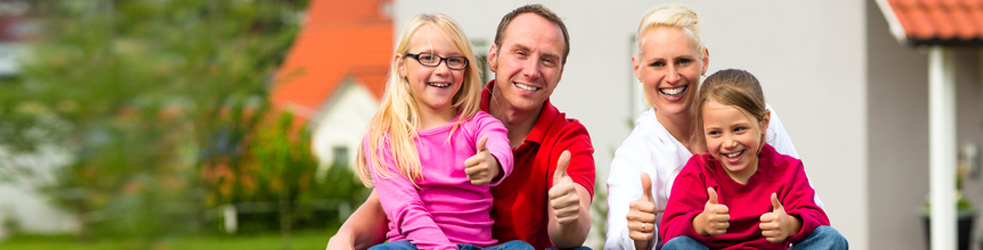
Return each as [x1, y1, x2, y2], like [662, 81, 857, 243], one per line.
[0, 229, 335, 250]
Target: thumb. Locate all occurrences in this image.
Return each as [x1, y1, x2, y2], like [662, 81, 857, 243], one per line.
[641, 173, 654, 202]
[476, 135, 489, 152]
[771, 193, 783, 211]
[707, 187, 718, 205]
[552, 150, 571, 185]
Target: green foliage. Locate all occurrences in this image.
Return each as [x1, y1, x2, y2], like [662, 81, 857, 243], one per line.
[0, 0, 314, 242]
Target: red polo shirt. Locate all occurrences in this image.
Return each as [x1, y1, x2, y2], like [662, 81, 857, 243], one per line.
[480, 80, 596, 249]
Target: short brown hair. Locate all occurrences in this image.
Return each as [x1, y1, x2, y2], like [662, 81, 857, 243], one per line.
[494, 4, 570, 65]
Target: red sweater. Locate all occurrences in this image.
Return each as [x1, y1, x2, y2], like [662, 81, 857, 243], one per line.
[659, 144, 829, 250]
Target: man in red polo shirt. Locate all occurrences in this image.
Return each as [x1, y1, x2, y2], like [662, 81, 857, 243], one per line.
[327, 4, 595, 250]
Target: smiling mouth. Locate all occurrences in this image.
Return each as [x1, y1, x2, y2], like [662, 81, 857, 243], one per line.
[724, 150, 743, 159]
[514, 82, 540, 92]
[428, 82, 451, 88]
[660, 85, 687, 98]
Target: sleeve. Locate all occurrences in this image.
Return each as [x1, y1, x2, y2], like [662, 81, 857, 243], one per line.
[781, 161, 831, 244]
[659, 156, 714, 244]
[764, 103, 825, 210]
[546, 122, 596, 198]
[604, 134, 655, 250]
[362, 135, 457, 250]
[474, 112, 513, 186]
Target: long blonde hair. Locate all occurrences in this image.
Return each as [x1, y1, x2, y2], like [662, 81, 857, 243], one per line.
[355, 13, 483, 187]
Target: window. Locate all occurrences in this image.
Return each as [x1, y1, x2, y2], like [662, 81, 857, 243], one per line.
[332, 146, 349, 168]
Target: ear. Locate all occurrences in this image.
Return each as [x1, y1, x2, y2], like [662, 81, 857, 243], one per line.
[701, 47, 710, 76]
[632, 55, 642, 81]
[487, 44, 499, 73]
[760, 109, 771, 134]
[394, 53, 407, 78]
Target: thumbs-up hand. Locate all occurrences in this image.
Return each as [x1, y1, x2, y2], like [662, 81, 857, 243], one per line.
[695, 187, 730, 236]
[548, 151, 580, 225]
[759, 193, 799, 243]
[628, 173, 659, 246]
[464, 135, 500, 185]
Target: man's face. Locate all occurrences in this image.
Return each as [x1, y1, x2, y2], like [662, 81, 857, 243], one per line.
[488, 13, 565, 113]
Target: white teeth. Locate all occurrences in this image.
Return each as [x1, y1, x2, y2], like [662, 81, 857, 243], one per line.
[660, 86, 687, 97]
[725, 151, 742, 158]
[428, 82, 450, 88]
[514, 83, 540, 92]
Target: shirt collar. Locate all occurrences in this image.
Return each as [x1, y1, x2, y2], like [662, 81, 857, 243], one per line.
[481, 80, 558, 146]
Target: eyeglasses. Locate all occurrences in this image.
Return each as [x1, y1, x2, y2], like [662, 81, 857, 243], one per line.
[405, 52, 468, 70]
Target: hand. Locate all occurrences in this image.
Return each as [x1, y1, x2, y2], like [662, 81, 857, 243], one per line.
[464, 135, 500, 185]
[628, 173, 659, 248]
[696, 187, 729, 236]
[759, 193, 800, 243]
[548, 151, 580, 225]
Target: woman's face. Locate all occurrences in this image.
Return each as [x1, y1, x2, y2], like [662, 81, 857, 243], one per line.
[632, 27, 708, 118]
[397, 25, 466, 114]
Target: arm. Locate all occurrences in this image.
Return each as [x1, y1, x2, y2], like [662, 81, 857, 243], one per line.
[547, 125, 596, 248]
[605, 135, 657, 250]
[326, 191, 388, 250]
[365, 138, 457, 250]
[660, 157, 717, 243]
[778, 162, 830, 243]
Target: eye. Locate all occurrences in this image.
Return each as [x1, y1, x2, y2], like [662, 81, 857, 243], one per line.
[707, 130, 721, 136]
[734, 127, 747, 133]
[542, 58, 556, 67]
[678, 58, 692, 65]
[418, 53, 437, 62]
[649, 61, 665, 67]
[448, 57, 466, 64]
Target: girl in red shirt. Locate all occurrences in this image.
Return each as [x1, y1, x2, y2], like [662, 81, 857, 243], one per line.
[659, 69, 847, 250]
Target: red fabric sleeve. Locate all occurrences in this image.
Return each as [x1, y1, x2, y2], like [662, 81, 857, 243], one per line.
[780, 162, 830, 243]
[659, 155, 715, 243]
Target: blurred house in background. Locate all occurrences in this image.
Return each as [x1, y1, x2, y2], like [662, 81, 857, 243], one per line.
[0, 0, 78, 239]
[272, 0, 392, 174]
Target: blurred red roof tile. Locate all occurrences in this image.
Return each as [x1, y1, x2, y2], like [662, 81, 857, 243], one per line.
[881, 0, 983, 45]
[272, 0, 393, 121]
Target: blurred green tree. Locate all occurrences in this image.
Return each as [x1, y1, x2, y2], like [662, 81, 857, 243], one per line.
[0, 0, 336, 244]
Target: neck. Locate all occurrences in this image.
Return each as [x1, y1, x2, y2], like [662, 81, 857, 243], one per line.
[489, 91, 541, 148]
[724, 159, 758, 185]
[655, 109, 700, 154]
[418, 105, 456, 130]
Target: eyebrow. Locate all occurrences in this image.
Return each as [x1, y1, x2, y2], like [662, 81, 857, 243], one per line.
[510, 44, 560, 60]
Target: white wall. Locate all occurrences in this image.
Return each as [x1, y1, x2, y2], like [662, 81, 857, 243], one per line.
[394, 1, 868, 248]
[312, 78, 380, 173]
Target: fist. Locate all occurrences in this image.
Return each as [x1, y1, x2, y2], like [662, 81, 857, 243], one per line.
[759, 193, 796, 243]
[699, 187, 730, 236]
[627, 173, 658, 241]
[549, 151, 580, 225]
[464, 135, 500, 185]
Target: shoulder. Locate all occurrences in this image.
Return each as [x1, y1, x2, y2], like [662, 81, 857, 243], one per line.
[760, 144, 803, 177]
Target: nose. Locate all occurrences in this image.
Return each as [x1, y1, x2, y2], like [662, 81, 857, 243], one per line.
[433, 59, 451, 75]
[665, 65, 680, 84]
[521, 57, 540, 80]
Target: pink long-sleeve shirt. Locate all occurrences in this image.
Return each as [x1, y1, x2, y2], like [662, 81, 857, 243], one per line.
[364, 111, 513, 250]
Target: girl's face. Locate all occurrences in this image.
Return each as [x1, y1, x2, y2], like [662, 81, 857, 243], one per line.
[397, 25, 466, 113]
[632, 27, 708, 118]
[702, 98, 767, 181]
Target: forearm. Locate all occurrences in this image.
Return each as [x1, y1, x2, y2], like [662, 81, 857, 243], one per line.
[327, 191, 387, 250]
[548, 186, 592, 248]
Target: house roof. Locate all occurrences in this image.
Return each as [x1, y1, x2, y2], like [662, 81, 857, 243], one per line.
[878, 0, 983, 46]
[272, 0, 392, 120]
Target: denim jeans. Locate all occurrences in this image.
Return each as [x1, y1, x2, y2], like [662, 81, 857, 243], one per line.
[368, 240, 534, 250]
[661, 226, 848, 250]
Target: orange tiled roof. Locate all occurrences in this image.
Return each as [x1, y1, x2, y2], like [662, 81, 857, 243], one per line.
[272, 0, 393, 120]
[880, 0, 983, 46]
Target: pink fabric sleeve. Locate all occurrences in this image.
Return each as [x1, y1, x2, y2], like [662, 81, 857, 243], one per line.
[473, 112, 513, 186]
[363, 135, 457, 250]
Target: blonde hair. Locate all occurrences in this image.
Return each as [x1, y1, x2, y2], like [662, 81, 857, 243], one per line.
[635, 4, 707, 108]
[695, 69, 767, 149]
[355, 13, 483, 187]
[635, 4, 706, 59]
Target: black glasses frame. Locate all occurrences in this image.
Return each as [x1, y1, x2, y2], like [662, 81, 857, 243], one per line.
[405, 52, 469, 70]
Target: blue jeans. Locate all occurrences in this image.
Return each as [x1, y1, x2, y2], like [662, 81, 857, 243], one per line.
[661, 226, 848, 250]
[368, 240, 534, 250]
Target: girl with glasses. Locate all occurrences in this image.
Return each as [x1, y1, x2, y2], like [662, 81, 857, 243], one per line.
[356, 13, 531, 250]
